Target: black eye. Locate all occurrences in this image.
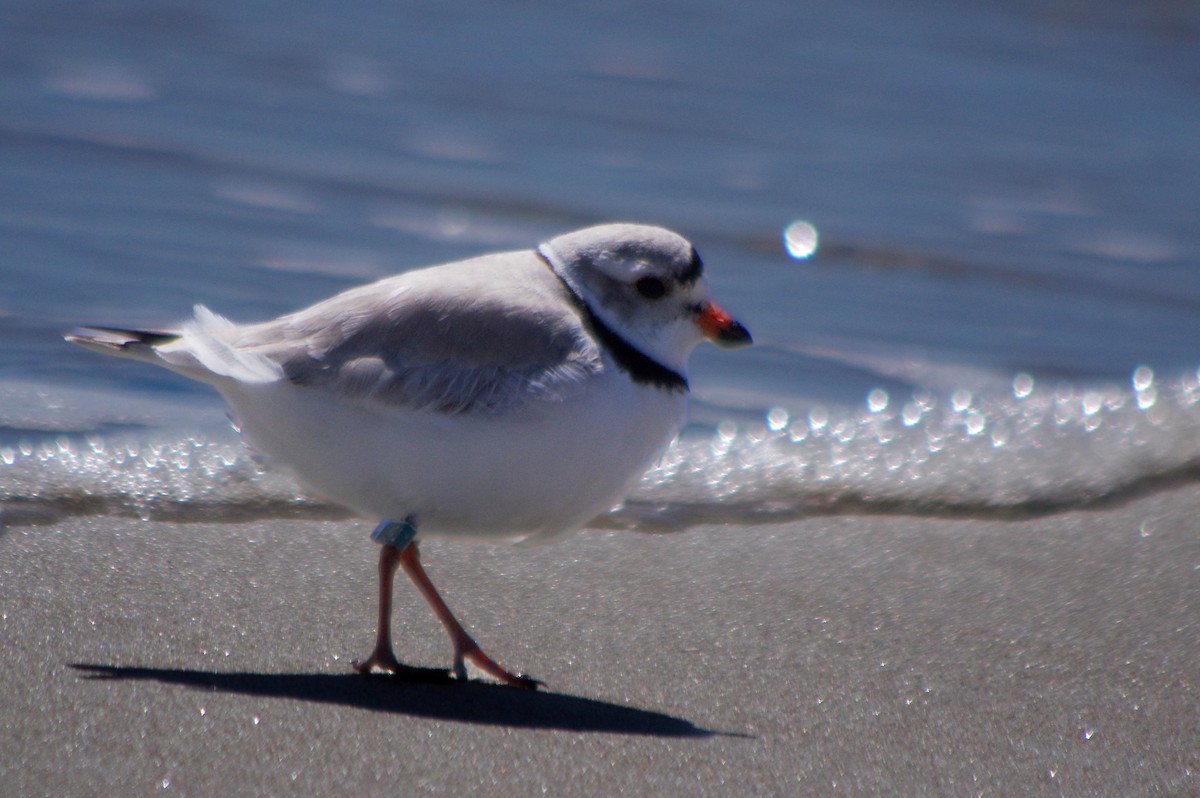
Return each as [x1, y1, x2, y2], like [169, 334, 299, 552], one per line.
[635, 277, 668, 300]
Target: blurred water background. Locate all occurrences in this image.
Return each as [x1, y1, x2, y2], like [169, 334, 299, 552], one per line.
[3, 0, 1200, 529]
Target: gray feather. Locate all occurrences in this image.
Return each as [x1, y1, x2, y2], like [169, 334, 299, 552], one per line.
[236, 274, 601, 415]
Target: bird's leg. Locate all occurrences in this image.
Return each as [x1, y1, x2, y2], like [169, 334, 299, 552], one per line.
[397, 542, 542, 690]
[353, 520, 451, 682]
[352, 541, 407, 674]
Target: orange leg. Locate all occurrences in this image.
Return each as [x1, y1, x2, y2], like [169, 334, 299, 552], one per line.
[353, 530, 540, 689]
[353, 542, 409, 675]
[397, 542, 541, 689]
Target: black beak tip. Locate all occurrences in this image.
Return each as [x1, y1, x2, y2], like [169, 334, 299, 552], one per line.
[716, 320, 753, 348]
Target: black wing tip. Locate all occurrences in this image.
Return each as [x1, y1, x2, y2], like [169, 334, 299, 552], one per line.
[64, 326, 180, 347]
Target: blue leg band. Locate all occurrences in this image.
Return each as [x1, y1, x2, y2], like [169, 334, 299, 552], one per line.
[370, 518, 417, 550]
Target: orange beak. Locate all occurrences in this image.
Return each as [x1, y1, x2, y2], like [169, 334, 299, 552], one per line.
[695, 301, 752, 348]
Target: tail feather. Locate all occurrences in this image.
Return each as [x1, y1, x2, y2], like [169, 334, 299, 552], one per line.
[66, 306, 283, 385]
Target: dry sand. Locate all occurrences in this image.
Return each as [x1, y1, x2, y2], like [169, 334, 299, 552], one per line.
[1, 485, 1197, 795]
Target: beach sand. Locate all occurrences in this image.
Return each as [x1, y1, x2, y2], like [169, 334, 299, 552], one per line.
[1, 486, 1196, 795]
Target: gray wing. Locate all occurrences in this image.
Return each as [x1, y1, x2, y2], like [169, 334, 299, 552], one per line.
[236, 278, 601, 415]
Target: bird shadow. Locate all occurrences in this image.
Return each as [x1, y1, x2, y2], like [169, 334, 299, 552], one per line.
[70, 663, 738, 738]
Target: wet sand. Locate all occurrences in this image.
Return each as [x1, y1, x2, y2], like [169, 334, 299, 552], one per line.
[1, 486, 1196, 795]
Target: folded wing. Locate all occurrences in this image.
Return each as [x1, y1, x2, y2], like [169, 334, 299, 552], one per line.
[237, 279, 601, 415]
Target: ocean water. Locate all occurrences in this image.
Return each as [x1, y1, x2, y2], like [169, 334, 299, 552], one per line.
[3, 0, 1200, 532]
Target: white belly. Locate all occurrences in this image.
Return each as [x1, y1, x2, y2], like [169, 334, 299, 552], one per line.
[219, 372, 685, 540]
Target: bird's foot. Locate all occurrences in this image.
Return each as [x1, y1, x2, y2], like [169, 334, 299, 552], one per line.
[353, 644, 404, 674]
[455, 640, 543, 690]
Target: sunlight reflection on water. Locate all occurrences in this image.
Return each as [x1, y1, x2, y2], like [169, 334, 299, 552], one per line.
[783, 221, 819, 260]
[8, 364, 1200, 532]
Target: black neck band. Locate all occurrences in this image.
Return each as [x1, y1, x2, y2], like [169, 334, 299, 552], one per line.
[537, 251, 688, 394]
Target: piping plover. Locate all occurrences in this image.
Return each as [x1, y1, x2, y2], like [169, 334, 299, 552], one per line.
[67, 223, 751, 688]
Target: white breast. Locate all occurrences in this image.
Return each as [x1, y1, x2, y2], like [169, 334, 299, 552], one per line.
[219, 366, 686, 541]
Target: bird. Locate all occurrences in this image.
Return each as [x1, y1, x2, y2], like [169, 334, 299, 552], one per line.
[66, 223, 751, 689]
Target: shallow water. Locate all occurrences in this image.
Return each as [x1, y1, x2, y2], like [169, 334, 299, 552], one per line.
[3, 0, 1200, 529]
